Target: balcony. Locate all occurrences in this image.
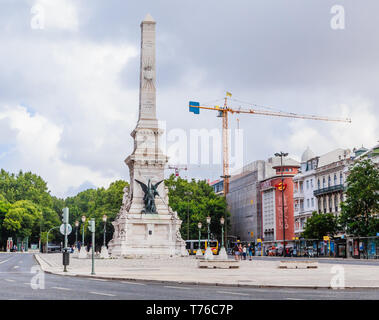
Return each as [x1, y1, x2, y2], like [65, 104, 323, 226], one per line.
[313, 184, 345, 197]
[293, 190, 304, 199]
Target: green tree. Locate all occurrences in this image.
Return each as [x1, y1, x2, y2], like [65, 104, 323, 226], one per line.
[165, 174, 230, 242]
[302, 211, 339, 239]
[3, 200, 42, 242]
[339, 158, 379, 237]
[0, 169, 52, 208]
[0, 195, 11, 247]
[64, 180, 129, 248]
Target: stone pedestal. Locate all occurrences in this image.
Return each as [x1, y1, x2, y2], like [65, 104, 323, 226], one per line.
[78, 248, 87, 259]
[196, 249, 203, 258]
[218, 247, 228, 260]
[100, 246, 110, 259]
[203, 247, 214, 260]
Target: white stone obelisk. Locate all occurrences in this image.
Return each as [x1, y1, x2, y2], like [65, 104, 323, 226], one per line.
[107, 14, 188, 257]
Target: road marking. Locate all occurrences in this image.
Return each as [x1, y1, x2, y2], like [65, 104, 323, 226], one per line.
[52, 287, 72, 291]
[4, 279, 15, 282]
[217, 291, 249, 296]
[14, 266, 19, 269]
[0, 259, 10, 265]
[164, 286, 192, 290]
[286, 298, 305, 300]
[89, 278, 108, 282]
[122, 281, 146, 286]
[89, 291, 116, 297]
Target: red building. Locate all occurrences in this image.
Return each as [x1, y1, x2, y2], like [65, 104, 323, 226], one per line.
[260, 158, 299, 250]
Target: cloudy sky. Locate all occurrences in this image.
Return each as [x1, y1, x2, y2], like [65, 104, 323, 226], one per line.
[0, 0, 378, 198]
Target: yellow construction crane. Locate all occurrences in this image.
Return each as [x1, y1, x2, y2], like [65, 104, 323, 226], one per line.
[189, 93, 351, 196]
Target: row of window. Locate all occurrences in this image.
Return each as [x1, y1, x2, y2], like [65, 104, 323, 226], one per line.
[317, 172, 343, 189]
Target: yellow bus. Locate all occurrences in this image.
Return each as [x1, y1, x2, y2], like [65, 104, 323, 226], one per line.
[185, 239, 219, 255]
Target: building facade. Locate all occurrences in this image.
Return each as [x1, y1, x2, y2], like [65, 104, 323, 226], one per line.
[226, 160, 275, 242]
[260, 157, 300, 247]
[293, 147, 319, 237]
[313, 148, 352, 217]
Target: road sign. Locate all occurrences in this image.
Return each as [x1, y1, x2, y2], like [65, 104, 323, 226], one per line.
[256, 238, 261, 243]
[323, 236, 330, 241]
[60, 224, 72, 235]
[88, 219, 95, 233]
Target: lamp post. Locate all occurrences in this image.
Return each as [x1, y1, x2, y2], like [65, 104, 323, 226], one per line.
[102, 215, 107, 247]
[100, 214, 110, 259]
[79, 215, 87, 258]
[204, 216, 213, 260]
[218, 217, 228, 260]
[275, 151, 288, 257]
[206, 216, 211, 243]
[196, 222, 203, 257]
[220, 217, 225, 248]
[81, 215, 86, 246]
[184, 191, 192, 240]
[75, 220, 79, 250]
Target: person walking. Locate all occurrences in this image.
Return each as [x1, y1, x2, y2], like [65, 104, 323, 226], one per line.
[247, 243, 253, 261]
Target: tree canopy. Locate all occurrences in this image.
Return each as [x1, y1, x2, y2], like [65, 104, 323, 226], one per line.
[339, 158, 379, 237]
[302, 211, 339, 239]
[165, 174, 230, 242]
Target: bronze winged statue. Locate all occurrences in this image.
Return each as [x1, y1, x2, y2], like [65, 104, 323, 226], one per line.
[135, 179, 163, 214]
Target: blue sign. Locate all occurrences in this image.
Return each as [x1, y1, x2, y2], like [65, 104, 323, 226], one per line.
[189, 101, 200, 114]
[377, 233, 379, 237]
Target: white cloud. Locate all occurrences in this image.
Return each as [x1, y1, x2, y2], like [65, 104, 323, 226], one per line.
[0, 105, 115, 198]
[32, 0, 79, 31]
[283, 98, 378, 158]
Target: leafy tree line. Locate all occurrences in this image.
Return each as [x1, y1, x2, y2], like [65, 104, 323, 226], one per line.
[165, 174, 230, 242]
[0, 169, 229, 251]
[302, 158, 379, 239]
[0, 169, 129, 250]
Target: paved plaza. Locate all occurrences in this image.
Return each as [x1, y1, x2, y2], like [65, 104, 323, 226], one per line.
[35, 253, 379, 289]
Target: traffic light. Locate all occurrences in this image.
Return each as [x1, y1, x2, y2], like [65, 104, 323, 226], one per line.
[62, 207, 69, 224]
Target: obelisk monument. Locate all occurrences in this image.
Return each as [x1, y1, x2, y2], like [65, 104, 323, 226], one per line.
[107, 14, 188, 257]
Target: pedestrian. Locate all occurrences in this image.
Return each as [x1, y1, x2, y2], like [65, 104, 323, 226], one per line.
[234, 243, 239, 260]
[238, 243, 243, 260]
[242, 245, 247, 260]
[247, 243, 253, 261]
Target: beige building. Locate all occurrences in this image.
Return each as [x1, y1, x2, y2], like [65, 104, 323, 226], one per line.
[313, 148, 352, 216]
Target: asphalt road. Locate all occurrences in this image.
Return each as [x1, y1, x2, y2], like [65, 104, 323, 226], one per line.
[0, 252, 378, 300]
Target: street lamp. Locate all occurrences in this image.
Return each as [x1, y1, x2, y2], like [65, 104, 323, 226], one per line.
[220, 217, 225, 249]
[218, 216, 228, 259]
[184, 191, 192, 240]
[275, 151, 288, 257]
[75, 220, 79, 249]
[102, 215, 107, 248]
[204, 216, 213, 260]
[81, 215, 86, 248]
[206, 216, 211, 243]
[197, 222, 202, 256]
